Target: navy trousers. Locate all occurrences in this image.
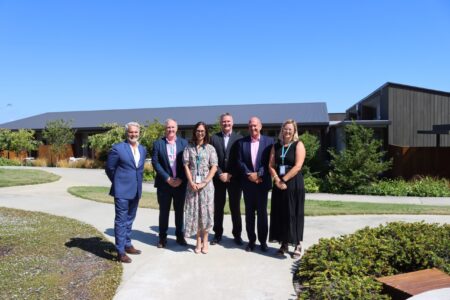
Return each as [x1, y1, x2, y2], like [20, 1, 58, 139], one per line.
[157, 185, 186, 239]
[114, 195, 140, 255]
[242, 184, 269, 245]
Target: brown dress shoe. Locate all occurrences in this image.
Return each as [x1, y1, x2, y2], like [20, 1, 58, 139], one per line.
[125, 246, 142, 255]
[118, 253, 132, 263]
[157, 238, 167, 248]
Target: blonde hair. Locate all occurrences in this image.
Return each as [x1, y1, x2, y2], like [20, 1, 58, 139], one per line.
[278, 119, 298, 142]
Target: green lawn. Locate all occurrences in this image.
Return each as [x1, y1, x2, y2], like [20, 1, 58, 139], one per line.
[68, 186, 450, 216]
[0, 168, 60, 187]
[0, 207, 122, 300]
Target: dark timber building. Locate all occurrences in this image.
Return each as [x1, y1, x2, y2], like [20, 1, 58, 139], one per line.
[343, 82, 450, 178]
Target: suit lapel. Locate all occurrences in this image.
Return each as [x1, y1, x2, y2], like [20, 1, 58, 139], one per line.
[255, 135, 265, 171]
[161, 138, 171, 168]
[245, 137, 253, 171]
[138, 145, 146, 168]
[219, 132, 227, 156]
[124, 141, 135, 167]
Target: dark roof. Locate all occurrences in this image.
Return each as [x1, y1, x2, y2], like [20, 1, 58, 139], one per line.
[0, 102, 329, 130]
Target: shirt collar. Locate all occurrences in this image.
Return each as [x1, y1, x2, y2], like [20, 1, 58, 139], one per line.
[251, 135, 260, 142]
[166, 136, 177, 144]
[222, 131, 232, 137]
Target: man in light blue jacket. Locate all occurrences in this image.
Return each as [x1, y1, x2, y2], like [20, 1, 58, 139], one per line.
[106, 122, 147, 263]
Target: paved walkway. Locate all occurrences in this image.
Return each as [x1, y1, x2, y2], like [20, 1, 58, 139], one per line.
[0, 167, 449, 300]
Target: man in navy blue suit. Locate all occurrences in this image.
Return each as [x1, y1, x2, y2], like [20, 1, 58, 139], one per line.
[152, 119, 188, 248]
[238, 117, 274, 252]
[106, 122, 147, 263]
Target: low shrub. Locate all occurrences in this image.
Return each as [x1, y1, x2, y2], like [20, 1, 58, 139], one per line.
[69, 158, 102, 169]
[143, 162, 155, 181]
[361, 177, 450, 197]
[0, 157, 21, 166]
[56, 159, 70, 168]
[31, 158, 49, 167]
[304, 175, 320, 193]
[297, 222, 450, 299]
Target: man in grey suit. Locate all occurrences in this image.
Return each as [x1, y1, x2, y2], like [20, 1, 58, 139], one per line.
[106, 122, 147, 263]
[210, 113, 244, 245]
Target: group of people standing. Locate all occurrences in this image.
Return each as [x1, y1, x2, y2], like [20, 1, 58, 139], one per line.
[106, 113, 306, 263]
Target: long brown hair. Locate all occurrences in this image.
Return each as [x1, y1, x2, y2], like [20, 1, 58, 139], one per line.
[191, 121, 210, 144]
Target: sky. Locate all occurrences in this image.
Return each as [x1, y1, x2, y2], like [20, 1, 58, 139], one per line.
[1, 0, 450, 124]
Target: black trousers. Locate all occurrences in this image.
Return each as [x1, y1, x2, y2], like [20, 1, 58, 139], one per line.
[242, 184, 269, 245]
[213, 179, 243, 239]
[157, 185, 186, 239]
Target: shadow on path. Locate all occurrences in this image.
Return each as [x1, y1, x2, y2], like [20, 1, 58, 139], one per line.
[65, 236, 117, 260]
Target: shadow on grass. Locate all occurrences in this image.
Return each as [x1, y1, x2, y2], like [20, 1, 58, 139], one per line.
[65, 237, 117, 260]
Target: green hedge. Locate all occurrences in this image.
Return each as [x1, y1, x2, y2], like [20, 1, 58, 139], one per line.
[360, 177, 450, 197]
[0, 157, 21, 166]
[297, 222, 450, 299]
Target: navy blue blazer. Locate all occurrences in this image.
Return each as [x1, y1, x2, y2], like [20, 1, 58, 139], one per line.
[152, 136, 188, 188]
[237, 134, 274, 191]
[105, 141, 147, 199]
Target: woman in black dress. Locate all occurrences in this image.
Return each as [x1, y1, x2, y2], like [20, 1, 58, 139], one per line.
[268, 119, 306, 258]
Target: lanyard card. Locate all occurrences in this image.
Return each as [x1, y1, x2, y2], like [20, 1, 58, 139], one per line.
[195, 175, 202, 184]
[279, 165, 286, 176]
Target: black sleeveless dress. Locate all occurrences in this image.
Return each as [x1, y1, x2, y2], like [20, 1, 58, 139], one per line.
[269, 141, 305, 245]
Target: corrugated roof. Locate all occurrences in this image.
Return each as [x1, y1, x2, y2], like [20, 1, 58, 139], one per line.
[0, 102, 329, 130]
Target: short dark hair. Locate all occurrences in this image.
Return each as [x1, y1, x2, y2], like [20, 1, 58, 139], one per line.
[191, 121, 210, 144]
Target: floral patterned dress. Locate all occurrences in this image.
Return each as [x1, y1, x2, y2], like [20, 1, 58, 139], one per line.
[183, 143, 218, 237]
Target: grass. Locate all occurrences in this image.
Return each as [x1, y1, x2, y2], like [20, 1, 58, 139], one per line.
[0, 168, 60, 187]
[0, 207, 122, 300]
[68, 186, 450, 216]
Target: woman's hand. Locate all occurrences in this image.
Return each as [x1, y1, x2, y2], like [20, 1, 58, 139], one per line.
[189, 181, 198, 191]
[198, 181, 208, 190]
[275, 180, 287, 190]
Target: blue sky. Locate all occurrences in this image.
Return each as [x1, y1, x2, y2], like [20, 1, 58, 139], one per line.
[1, 0, 449, 124]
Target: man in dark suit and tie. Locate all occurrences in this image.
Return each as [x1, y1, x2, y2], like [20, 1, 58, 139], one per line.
[106, 122, 147, 263]
[152, 118, 188, 248]
[210, 113, 244, 246]
[238, 117, 274, 252]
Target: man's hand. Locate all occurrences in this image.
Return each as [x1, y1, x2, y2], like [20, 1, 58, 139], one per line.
[219, 172, 232, 183]
[166, 177, 181, 188]
[247, 172, 260, 184]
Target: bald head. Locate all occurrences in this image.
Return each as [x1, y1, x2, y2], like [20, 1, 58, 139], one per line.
[248, 117, 262, 138]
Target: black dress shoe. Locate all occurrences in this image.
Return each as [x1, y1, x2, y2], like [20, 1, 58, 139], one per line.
[246, 242, 255, 252]
[125, 246, 142, 255]
[260, 243, 268, 252]
[157, 238, 167, 248]
[211, 236, 222, 245]
[176, 237, 188, 246]
[118, 253, 132, 263]
[234, 237, 244, 246]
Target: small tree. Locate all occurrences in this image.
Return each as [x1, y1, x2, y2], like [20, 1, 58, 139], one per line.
[87, 123, 125, 161]
[299, 131, 321, 177]
[9, 129, 40, 160]
[326, 122, 392, 193]
[209, 117, 222, 136]
[42, 119, 76, 164]
[140, 119, 165, 155]
[0, 128, 12, 158]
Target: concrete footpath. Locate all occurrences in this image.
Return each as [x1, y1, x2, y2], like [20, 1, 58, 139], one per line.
[0, 167, 449, 300]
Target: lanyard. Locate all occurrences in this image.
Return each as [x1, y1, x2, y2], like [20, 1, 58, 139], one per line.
[195, 145, 204, 176]
[280, 142, 293, 165]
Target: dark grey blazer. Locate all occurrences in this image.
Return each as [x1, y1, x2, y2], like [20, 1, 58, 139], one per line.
[210, 131, 243, 180]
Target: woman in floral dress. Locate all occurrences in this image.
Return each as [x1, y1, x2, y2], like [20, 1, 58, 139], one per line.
[183, 122, 218, 254]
